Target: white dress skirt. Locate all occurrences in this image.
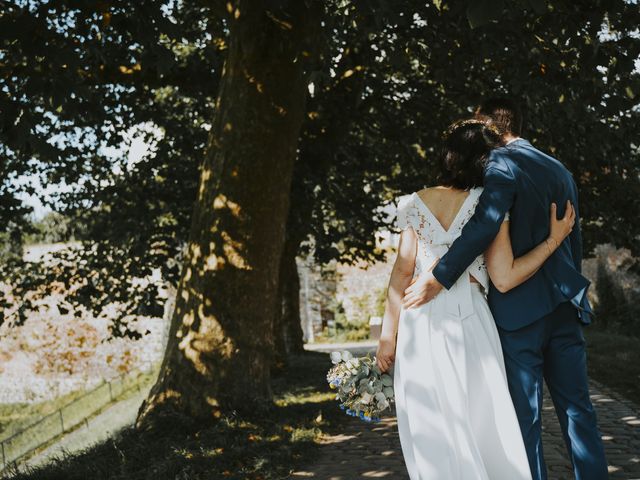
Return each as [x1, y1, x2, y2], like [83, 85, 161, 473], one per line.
[391, 188, 532, 480]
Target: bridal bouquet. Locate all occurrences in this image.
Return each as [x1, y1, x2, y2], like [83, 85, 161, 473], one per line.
[326, 350, 395, 423]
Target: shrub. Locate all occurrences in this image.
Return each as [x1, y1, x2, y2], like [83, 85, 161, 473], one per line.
[593, 258, 640, 337]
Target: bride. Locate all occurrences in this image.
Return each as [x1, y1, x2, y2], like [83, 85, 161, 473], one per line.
[375, 119, 575, 480]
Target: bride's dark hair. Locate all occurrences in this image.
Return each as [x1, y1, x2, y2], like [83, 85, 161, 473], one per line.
[437, 118, 503, 190]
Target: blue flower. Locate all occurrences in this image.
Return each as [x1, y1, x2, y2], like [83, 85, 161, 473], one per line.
[346, 409, 354, 416]
[358, 411, 365, 420]
[338, 404, 345, 410]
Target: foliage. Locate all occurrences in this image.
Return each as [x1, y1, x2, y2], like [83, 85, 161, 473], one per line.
[331, 319, 369, 342]
[302, 0, 640, 266]
[0, 0, 222, 331]
[594, 258, 626, 330]
[1, 0, 639, 337]
[594, 257, 640, 337]
[23, 212, 79, 245]
[0, 220, 25, 265]
[315, 285, 386, 343]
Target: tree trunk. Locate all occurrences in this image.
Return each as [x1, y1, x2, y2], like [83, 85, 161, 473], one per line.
[281, 245, 305, 356]
[271, 232, 305, 372]
[136, 1, 317, 427]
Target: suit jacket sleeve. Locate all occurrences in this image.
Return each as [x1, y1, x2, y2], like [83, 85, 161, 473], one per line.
[568, 179, 583, 273]
[432, 153, 517, 289]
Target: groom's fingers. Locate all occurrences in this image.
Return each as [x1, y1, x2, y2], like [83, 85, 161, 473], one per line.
[402, 293, 415, 307]
[403, 294, 416, 308]
[565, 201, 575, 220]
[564, 203, 575, 227]
[569, 203, 576, 223]
[404, 294, 424, 309]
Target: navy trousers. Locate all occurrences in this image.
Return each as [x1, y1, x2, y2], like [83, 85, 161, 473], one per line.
[498, 301, 608, 480]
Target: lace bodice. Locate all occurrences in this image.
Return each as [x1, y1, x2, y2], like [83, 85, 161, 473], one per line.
[395, 187, 500, 318]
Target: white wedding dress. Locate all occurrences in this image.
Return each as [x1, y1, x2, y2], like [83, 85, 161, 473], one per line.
[392, 187, 532, 480]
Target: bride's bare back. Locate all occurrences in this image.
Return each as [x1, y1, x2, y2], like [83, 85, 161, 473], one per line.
[415, 186, 472, 233]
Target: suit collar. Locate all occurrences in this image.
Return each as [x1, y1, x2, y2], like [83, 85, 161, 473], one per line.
[501, 138, 531, 150]
[506, 138, 530, 147]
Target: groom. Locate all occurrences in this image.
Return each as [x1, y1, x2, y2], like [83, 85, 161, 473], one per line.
[404, 98, 608, 479]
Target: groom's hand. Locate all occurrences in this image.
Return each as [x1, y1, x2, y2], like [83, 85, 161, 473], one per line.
[402, 271, 444, 309]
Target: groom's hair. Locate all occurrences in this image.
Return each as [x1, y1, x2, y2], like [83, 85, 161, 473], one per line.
[476, 98, 523, 136]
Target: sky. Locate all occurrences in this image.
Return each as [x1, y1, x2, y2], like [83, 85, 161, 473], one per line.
[16, 126, 159, 220]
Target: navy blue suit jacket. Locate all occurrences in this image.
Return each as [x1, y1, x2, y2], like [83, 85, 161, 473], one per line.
[432, 139, 593, 331]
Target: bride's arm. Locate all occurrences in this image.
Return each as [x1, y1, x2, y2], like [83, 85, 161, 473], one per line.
[376, 227, 417, 372]
[485, 200, 575, 293]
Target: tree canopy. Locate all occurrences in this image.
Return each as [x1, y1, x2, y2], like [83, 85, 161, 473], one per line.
[1, 0, 639, 331]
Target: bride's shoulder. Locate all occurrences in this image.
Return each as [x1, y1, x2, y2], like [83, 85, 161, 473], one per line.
[396, 191, 415, 208]
[394, 192, 417, 231]
[469, 186, 484, 198]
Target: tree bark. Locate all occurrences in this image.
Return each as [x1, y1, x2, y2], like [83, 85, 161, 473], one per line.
[271, 231, 305, 372]
[281, 245, 305, 355]
[136, 0, 317, 427]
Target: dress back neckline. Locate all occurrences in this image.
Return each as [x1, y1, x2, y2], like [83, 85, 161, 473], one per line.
[412, 188, 482, 234]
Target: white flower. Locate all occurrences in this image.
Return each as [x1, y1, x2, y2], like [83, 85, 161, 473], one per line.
[330, 351, 342, 364]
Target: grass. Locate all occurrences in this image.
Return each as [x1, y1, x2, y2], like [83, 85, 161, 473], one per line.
[4, 351, 345, 480]
[313, 322, 372, 344]
[585, 329, 640, 405]
[1, 370, 157, 443]
[0, 389, 93, 440]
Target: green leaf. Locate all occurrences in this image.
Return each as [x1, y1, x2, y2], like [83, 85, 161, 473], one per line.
[625, 86, 635, 99]
[527, 0, 547, 15]
[466, 0, 504, 29]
